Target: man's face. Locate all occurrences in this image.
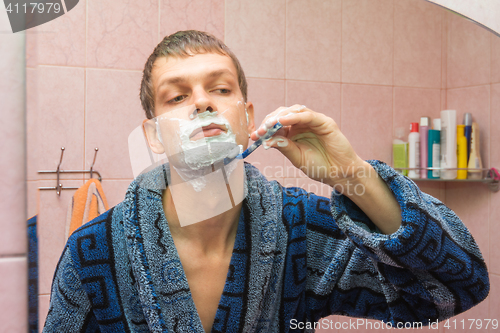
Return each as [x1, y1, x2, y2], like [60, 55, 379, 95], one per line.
[151, 52, 255, 150]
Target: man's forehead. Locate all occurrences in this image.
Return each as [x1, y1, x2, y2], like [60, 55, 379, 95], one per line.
[152, 53, 238, 88]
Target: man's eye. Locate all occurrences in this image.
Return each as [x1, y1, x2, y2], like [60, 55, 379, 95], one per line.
[216, 89, 230, 94]
[168, 95, 186, 103]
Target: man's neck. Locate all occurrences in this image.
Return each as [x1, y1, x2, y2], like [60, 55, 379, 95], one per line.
[162, 187, 242, 255]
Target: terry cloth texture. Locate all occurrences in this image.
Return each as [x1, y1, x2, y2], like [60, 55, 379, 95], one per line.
[43, 161, 489, 333]
[66, 178, 109, 238]
[28, 215, 38, 333]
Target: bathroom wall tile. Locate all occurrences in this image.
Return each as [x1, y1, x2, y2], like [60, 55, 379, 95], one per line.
[284, 80, 341, 178]
[490, 85, 500, 276]
[26, 30, 37, 68]
[225, 0, 285, 79]
[27, 181, 39, 221]
[441, 89, 447, 110]
[445, 183, 489, 268]
[490, 193, 500, 275]
[37, 66, 85, 177]
[35, 0, 85, 66]
[491, 84, 500, 175]
[85, 69, 145, 180]
[492, 34, 500, 84]
[247, 78, 286, 122]
[38, 295, 50, 333]
[159, 0, 224, 42]
[341, 84, 393, 163]
[447, 85, 490, 168]
[0, 49, 28, 255]
[100, 179, 133, 208]
[245, 78, 286, 177]
[286, 0, 341, 82]
[38, 179, 83, 295]
[342, 0, 393, 86]
[27, 67, 38, 181]
[441, 9, 448, 89]
[393, 87, 441, 135]
[447, 11, 490, 88]
[87, 0, 158, 70]
[285, 81, 341, 123]
[0, 258, 28, 333]
[490, 274, 500, 331]
[394, 0, 442, 88]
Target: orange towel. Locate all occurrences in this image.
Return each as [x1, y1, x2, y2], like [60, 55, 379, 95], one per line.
[66, 179, 109, 238]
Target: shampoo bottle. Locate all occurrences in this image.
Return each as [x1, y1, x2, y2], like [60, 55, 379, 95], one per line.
[419, 117, 430, 179]
[468, 122, 483, 179]
[393, 127, 408, 176]
[440, 110, 457, 179]
[428, 119, 441, 179]
[457, 125, 468, 179]
[463, 113, 472, 163]
[408, 122, 420, 179]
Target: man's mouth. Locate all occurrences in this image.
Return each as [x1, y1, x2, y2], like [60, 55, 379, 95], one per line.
[189, 123, 227, 141]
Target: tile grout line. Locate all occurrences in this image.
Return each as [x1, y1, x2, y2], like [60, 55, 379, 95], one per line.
[248, 76, 445, 91]
[36, 64, 143, 72]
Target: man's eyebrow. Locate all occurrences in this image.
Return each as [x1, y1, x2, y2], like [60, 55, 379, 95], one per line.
[156, 69, 236, 93]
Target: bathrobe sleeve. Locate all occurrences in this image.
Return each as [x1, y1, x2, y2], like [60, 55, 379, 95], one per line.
[42, 245, 100, 333]
[292, 160, 489, 326]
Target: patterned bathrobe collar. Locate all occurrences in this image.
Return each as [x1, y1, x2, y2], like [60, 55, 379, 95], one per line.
[122, 163, 287, 333]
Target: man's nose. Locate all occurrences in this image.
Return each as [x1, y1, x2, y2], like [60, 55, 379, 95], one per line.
[193, 89, 215, 114]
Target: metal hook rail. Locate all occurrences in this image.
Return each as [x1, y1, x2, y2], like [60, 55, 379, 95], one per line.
[38, 147, 102, 195]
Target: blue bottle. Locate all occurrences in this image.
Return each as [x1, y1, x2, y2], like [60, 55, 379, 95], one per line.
[463, 113, 472, 163]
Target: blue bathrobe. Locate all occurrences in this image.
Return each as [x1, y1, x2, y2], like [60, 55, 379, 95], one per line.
[43, 161, 489, 332]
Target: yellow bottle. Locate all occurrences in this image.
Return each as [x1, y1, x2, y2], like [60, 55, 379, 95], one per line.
[457, 125, 468, 179]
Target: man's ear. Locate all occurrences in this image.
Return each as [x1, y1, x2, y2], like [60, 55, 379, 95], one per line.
[142, 118, 166, 154]
[245, 101, 256, 134]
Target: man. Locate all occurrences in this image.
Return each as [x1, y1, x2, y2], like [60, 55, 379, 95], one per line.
[43, 30, 489, 333]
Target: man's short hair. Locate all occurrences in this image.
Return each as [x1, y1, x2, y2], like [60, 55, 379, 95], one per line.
[140, 30, 248, 119]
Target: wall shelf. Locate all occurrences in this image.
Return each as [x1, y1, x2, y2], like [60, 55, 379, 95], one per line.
[393, 167, 500, 192]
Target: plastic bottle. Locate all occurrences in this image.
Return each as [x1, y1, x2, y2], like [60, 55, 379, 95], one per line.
[408, 122, 420, 179]
[393, 127, 408, 176]
[457, 125, 468, 179]
[463, 113, 472, 163]
[428, 119, 441, 179]
[419, 117, 430, 179]
[440, 110, 457, 179]
[468, 122, 483, 179]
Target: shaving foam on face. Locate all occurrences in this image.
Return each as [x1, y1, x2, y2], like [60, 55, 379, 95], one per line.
[176, 111, 237, 170]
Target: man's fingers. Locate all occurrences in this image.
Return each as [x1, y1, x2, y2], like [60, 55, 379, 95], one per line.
[262, 135, 303, 167]
[254, 105, 307, 137]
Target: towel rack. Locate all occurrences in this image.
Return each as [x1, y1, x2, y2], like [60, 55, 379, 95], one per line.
[38, 147, 102, 195]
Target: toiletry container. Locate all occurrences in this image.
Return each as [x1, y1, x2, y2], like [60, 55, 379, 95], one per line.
[468, 122, 483, 179]
[463, 113, 472, 163]
[428, 119, 441, 179]
[457, 125, 468, 179]
[393, 127, 408, 176]
[440, 110, 457, 179]
[419, 117, 430, 179]
[408, 122, 420, 179]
